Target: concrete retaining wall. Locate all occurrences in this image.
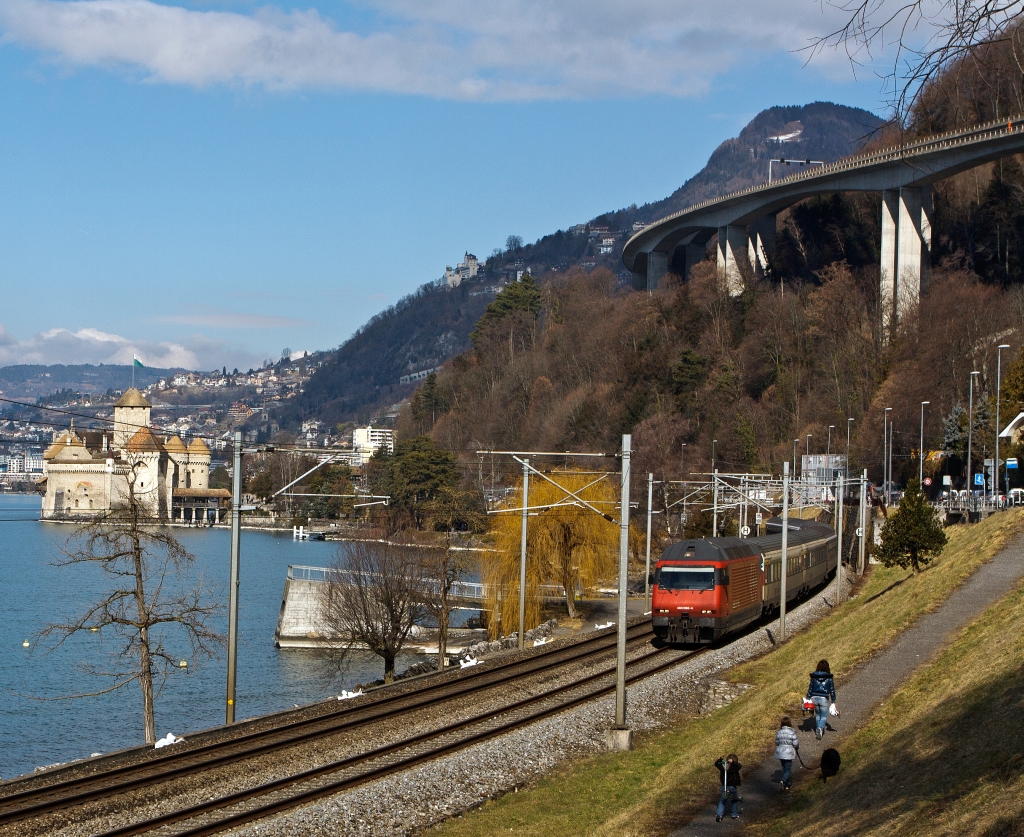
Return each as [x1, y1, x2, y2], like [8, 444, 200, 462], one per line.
[274, 577, 327, 648]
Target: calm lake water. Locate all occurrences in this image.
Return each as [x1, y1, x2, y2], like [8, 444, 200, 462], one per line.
[0, 495, 420, 780]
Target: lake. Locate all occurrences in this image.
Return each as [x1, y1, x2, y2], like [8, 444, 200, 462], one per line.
[0, 494, 420, 779]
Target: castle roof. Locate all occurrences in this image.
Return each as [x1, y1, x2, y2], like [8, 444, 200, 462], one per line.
[164, 435, 188, 454]
[114, 388, 151, 409]
[187, 437, 211, 456]
[44, 429, 85, 460]
[125, 426, 164, 453]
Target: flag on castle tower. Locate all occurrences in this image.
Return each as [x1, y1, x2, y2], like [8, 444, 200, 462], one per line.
[133, 354, 144, 369]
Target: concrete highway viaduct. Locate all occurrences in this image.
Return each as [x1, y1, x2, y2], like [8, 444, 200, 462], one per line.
[622, 115, 1024, 331]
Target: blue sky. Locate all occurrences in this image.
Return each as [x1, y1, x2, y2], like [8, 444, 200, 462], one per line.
[0, 0, 914, 371]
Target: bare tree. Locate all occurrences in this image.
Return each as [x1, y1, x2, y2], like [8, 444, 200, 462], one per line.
[40, 463, 222, 744]
[318, 541, 427, 683]
[812, 1, 1024, 119]
[421, 487, 487, 670]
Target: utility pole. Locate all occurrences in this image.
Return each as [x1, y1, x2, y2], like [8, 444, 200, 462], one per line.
[712, 469, 719, 537]
[968, 371, 980, 516]
[609, 434, 633, 750]
[644, 473, 653, 609]
[518, 458, 529, 651]
[780, 461, 790, 642]
[997, 344, 1010, 502]
[226, 430, 242, 724]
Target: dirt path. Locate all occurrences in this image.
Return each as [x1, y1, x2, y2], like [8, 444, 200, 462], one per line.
[669, 532, 1024, 836]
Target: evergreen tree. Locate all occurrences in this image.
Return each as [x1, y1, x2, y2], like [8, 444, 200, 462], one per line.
[470, 273, 542, 345]
[875, 479, 947, 573]
[942, 403, 968, 455]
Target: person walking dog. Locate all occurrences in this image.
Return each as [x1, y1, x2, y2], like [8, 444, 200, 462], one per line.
[807, 659, 837, 739]
[714, 754, 742, 821]
[775, 716, 799, 789]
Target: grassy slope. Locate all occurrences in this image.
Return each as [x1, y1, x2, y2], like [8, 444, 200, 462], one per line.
[749, 557, 1024, 837]
[427, 511, 1024, 837]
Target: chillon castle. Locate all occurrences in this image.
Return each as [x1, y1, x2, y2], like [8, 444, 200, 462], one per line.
[40, 389, 229, 523]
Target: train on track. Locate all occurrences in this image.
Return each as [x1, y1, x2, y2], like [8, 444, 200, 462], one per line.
[651, 518, 837, 644]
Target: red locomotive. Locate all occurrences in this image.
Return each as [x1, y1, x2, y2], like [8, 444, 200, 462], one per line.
[651, 519, 836, 644]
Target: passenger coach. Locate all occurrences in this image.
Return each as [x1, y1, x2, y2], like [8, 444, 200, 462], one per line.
[651, 518, 837, 644]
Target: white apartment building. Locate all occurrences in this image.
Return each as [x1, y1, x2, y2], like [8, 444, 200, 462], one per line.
[352, 426, 395, 464]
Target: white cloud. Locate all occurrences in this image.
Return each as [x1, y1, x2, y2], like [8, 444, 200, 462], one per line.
[0, 324, 262, 370]
[0, 0, 875, 99]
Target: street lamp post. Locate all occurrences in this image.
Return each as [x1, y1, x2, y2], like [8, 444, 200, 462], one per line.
[997, 344, 1011, 503]
[884, 422, 892, 506]
[919, 402, 930, 485]
[968, 371, 980, 515]
[845, 418, 854, 472]
[883, 407, 892, 504]
[827, 425, 835, 490]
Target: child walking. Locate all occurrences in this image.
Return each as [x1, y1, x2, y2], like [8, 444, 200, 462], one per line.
[714, 754, 742, 821]
[774, 716, 799, 789]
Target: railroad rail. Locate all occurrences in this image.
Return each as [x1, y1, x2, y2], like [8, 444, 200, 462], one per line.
[0, 622, 682, 836]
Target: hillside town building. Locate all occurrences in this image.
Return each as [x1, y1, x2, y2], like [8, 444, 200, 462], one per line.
[442, 252, 479, 288]
[40, 388, 230, 524]
[352, 426, 395, 464]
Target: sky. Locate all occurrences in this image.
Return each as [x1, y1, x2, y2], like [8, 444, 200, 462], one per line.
[0, 0, 932, 372]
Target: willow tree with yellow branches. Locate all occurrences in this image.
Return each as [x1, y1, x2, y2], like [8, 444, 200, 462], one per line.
[483, 470, 624, 637]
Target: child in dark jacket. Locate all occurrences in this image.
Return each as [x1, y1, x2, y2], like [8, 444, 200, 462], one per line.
[714, 754, 742, 821]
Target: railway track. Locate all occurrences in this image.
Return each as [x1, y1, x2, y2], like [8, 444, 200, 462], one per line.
[96, 641, 705, 837]
[0, 622, 666, 835]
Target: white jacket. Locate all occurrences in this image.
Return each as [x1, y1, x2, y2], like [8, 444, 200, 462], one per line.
[775, 726, 799, 760]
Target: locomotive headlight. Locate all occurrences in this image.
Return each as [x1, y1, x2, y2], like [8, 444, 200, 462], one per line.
[656, 609, 670, 614]
[701, 609, 712, 614]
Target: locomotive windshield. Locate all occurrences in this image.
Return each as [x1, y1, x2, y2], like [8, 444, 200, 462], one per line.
[657, 566, 715, 591]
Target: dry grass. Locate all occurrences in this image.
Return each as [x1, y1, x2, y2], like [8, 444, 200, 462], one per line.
[748, 564, 1024, 836]
[426, 512, 1024, 837]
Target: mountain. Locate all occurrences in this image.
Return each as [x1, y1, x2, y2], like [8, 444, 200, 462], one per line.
[637, 102, 885, 220]
[287, 101, 883, 427]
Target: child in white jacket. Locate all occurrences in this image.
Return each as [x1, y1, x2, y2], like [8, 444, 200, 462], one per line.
[775, 716, 800, 789]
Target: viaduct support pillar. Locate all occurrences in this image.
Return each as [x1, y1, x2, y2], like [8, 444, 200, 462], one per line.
[880, 187, 932, 337]
[684, 242, 706, 279]
[716, 225, 747, 296]
[747, 214, 776, 278]
[647, 251, 668, 292]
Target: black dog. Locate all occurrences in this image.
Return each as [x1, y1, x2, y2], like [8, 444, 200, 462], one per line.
[820, 748, 841, 782]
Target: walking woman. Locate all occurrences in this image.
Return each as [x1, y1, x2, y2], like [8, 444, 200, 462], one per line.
[775, 716, 799, 788]
[806, 659, 836, 739]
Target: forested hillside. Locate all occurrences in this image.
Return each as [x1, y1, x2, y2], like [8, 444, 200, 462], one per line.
[280, 280, 493, 427]
[288, 102, 882, 426]
[396, 28, 1024, 499]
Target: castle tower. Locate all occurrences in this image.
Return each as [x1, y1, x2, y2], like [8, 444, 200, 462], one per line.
[186, 437, 211, 490]
[164, 435, 188, 487]
[113, 388, 152, 449]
